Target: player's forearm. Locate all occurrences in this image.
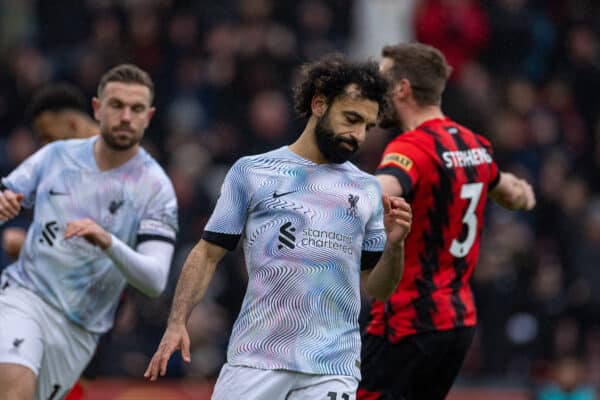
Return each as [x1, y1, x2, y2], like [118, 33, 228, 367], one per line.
[104, 235, 173, 297]
[365, 241, 405, 301]
[167, 240, 221, 326]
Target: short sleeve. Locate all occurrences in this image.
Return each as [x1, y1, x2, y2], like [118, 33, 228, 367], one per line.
[375, 139, 424, 199]
[2, 143, 55, 208]
[202, 159, 252, 251]
[476, 134, 500, 190]
[137, 178, 179, 245]
[361, 180, 386, 270]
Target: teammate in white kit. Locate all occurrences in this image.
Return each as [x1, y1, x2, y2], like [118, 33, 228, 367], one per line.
[145, 55, 412, 399]
[0, 64, 178, 400]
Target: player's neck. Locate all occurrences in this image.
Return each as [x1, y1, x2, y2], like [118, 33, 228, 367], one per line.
[93, 138, 139, 171]
[289, 118, 328, 164]
[401, 106, 444, 131]
[83, 121, 100, 138]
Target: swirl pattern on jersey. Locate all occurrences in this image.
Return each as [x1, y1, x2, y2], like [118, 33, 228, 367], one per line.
[1, 137, 178, 333]
[204, 146, 385, 378]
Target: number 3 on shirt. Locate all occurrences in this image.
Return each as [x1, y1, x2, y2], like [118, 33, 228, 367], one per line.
[449, 183, 483, 258]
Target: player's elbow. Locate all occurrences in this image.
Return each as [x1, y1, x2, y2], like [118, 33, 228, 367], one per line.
[368, 289, 394, 303]
[365, 283, 396, 302]
[139, 268, 169, 298]
[146, 289, 162, 298]
[142, 279, 167, 298]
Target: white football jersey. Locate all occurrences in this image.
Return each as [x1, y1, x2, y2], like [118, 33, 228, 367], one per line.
[1, 137, 178, 333]
[203, 146, 386, 379]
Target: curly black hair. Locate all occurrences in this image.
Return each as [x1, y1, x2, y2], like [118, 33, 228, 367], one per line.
[26, 82, 88, 122]
[293, 54, 389, 118]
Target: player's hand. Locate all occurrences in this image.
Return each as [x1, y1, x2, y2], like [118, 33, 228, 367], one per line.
[0, 190, 24, 221]
[144, 323, 191, 381]
[519, 179, 536, 210]
[2, 227, 26, 260]
[64, 218, 112, 249]
[382, 194, 411, 244]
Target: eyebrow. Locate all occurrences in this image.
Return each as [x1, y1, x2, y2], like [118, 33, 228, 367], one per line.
[108, 97, 148, 108]
[343, 110, 376, 127]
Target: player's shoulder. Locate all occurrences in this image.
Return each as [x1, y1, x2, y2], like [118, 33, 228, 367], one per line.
[124, 148, 175, 201]
[382, 129, 429, 167]
[46, 136, 89, 153]
[387, 128, 429, 150]
[232, 146, 309, 171]
[339, 160, 370, 176]
[340, 162, 381, 190]
[448, 120, 495, 150]
[137, 148, 172, 183]
[45, 137, 94, 165]
[435, 118, 485, 141]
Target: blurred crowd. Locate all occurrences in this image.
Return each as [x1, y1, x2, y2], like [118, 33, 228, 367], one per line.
[1, 0, 600, 395]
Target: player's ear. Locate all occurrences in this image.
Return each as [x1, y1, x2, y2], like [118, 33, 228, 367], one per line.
[311, 95, 328, 118]
[92, 97, 101, 121]
[397, 79, 412, 100]
[143, 106, 156, 128]
[67, 116, 79, 136]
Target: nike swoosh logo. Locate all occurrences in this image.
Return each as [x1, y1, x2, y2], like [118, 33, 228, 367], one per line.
[273, 191, 295, 199]
[49, 189, 69, 196]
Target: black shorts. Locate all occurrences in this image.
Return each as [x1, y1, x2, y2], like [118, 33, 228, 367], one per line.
[358, 327, 475, 400]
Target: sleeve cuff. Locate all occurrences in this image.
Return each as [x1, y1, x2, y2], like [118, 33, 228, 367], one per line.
[361, 250, 383, 271]
[202, 230, 241, 251]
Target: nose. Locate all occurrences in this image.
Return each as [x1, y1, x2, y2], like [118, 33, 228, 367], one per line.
[352, 124, 367, 144]
[120, 107, 132, 122]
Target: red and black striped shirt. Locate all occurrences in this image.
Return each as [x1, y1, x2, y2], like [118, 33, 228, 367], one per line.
[366, 117, 500, 342]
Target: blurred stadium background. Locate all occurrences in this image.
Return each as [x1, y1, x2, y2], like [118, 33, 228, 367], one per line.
[1, 0, 599, 398]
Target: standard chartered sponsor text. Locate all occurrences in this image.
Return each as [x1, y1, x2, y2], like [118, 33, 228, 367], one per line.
[302, 227, 354, 254]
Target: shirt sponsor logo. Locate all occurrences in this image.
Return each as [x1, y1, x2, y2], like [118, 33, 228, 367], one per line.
[39, 221, 59, 246]
[276, 223, 355, 255]
[301, 228, 354, 255]
[442, 148, 492, 168]
[278, 222, 296, 249]
[381, 153, 413, 171]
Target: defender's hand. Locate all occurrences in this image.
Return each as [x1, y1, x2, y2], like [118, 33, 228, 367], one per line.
[144, 323, 191, 381]
[64, 218, 112, 249]
[519, 179, 536, 210]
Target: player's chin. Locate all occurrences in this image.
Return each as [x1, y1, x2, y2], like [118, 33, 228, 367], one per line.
[110, 137, 138, 151]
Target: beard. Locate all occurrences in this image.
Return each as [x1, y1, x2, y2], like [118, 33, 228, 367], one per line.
[378, 101, 402, 130]
[315, 112, 359, 164]
[101, 125, 140, 151]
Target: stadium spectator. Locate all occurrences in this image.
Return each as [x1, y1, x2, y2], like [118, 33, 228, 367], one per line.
[415, 0, 489, 80]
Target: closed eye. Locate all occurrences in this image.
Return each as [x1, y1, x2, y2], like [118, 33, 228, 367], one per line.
[344, 111, 363, 124]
